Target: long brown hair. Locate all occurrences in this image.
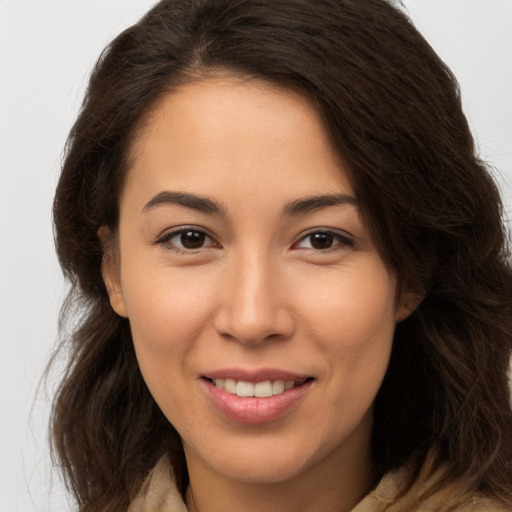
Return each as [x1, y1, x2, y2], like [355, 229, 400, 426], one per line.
[52, 1, 512, 510]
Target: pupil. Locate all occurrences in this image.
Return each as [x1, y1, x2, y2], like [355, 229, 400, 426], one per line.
[311, 233, 333, 250]
[181, 231, 205, 249]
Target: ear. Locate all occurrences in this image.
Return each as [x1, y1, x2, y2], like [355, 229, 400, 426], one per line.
[98, 226, 128, 318]
[396, 290, 424, 323]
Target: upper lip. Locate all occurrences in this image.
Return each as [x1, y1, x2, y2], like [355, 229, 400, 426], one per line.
[203, 367, 312, 383]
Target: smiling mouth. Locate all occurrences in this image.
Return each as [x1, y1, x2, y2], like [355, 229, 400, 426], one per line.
[206, 378, 311, 398]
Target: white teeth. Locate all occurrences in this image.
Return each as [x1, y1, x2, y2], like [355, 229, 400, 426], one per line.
[236, 381, 254, 397]
[272, 380, 285, 394]
[254, 381, 273, 398]
[224, 379, 237, 394]
[212, 378, 301, 397]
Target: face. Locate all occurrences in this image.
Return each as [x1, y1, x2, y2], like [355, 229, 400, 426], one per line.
[104, 76, 408, 486]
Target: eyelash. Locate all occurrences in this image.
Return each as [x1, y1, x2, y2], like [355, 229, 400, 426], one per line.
[154, 227, 353, 254]
[155, 227, 219, 254]
[293, 230, 354, 252]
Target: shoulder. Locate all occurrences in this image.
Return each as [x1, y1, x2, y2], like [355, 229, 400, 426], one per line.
[419, 496, 510, 511]
[352, 460, 510, 512]
[461, 497, 510, 512]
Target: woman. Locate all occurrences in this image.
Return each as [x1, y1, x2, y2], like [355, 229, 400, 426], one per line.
[51, 0, 512, 510]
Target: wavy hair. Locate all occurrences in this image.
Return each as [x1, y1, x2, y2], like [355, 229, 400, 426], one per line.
[51, 0, 512, 510]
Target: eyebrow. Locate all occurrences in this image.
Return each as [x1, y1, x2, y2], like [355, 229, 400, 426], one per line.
[142, 191, 357, 217]
[282, 194, 357, 216]
[143, 191, 227, 215]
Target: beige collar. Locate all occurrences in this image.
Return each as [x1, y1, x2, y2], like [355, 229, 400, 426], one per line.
[127, 454, 504, 512]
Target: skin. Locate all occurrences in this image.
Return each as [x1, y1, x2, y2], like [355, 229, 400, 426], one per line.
[102, 76, 414, 512]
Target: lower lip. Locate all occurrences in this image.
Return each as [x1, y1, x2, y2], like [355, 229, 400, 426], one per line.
[202, 379, 313, 425]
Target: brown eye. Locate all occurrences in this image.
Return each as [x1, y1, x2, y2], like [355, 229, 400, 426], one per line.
[295, 231, 353, 251]
[158, 228, 218, 252]
[309, 233, 334, 250]
[179, 230, 206, 249]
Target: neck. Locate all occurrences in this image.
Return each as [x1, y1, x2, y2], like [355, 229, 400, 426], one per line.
[184, 437, 374, 512]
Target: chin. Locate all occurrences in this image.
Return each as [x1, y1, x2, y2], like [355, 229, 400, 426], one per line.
[183, 426, 346, 486]
[209, 450, 312, 485]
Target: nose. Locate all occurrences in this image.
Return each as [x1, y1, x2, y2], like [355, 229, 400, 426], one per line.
[212, 252, 295, 345]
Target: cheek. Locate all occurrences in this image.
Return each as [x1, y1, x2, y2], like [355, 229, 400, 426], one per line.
[119, 261, 220, 396]
[299, 261, 397, 340]
[299, 261, 397, 391]
[122, 261, 215, 341]
[119, 269, 218, 431]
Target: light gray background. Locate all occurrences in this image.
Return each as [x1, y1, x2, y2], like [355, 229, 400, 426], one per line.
[1, 1, 511, 510]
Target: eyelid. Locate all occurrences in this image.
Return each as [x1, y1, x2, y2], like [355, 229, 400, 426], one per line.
[292, 228, 354, 251]
[154, 225, 221, 252]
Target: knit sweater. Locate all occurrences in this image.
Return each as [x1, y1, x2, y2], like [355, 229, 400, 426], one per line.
[127, 454, 508, 512]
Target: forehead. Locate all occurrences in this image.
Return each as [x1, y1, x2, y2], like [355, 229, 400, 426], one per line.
[123, 76, 354, 210]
